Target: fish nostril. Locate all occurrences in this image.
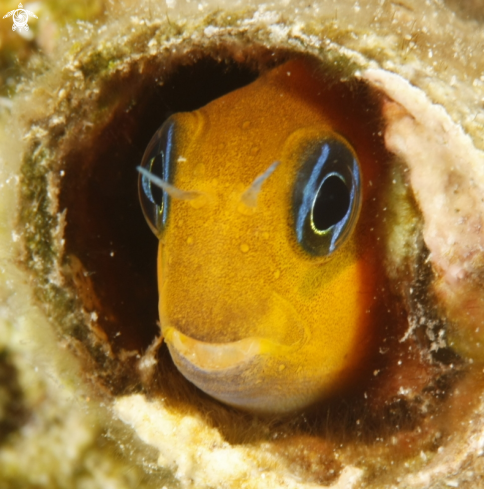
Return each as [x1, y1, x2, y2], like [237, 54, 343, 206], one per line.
[239, 160, 280, 209]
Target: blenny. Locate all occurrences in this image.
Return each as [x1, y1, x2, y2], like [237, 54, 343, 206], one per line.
[138, 58, 407, 414]
[7, 2, 484, 487]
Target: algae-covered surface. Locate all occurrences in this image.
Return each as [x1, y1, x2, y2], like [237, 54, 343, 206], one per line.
[1, 1, 484, 488]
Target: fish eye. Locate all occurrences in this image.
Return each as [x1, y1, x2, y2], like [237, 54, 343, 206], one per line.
[138, 119, 175, 236]
[293, 138, 361, 256]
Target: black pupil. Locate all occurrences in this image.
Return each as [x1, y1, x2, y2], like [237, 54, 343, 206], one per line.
[147, 153, 164, 206]
[312, 175, 350, 231]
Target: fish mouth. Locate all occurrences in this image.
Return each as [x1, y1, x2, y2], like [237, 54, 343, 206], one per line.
[160, 293, 312, 412]
[160, 292, 311, 373]
[163, 326, 309, 413]
[163, 326, 290, 371]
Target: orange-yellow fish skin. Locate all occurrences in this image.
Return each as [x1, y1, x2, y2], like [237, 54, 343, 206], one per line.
[156, 59, 389, 414]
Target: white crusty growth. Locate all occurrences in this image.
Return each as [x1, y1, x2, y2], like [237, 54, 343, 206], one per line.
[364, 68, 484, 357]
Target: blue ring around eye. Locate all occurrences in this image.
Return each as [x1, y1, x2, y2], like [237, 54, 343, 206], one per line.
[142, 153, 164, 205]
[293, 137, 362, 257]
[138, 120, 176, 235]
[296, 143, 330, 243]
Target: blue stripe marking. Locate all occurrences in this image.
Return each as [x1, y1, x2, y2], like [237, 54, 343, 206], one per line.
[329, 156, 358, 252]
[296, 143, 330, 242]
[161, 123, 174, 227]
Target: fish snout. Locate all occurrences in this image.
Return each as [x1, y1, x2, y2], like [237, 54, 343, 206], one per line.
[159, 289, 316, 413]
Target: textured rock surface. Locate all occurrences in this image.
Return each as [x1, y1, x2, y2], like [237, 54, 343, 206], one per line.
[0, 1, 483, 488]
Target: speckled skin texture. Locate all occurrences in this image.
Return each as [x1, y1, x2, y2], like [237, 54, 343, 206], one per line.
[156, 60, 391, 414]
[0, 1, 483, 488]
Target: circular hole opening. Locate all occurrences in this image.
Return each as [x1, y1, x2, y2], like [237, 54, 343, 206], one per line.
[53, 46, 464, 458]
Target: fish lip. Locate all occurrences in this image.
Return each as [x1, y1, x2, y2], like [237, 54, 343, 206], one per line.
[164, 326, 316, 414]
[163, 326, 267, 371]
[161, 293, 311, 373]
